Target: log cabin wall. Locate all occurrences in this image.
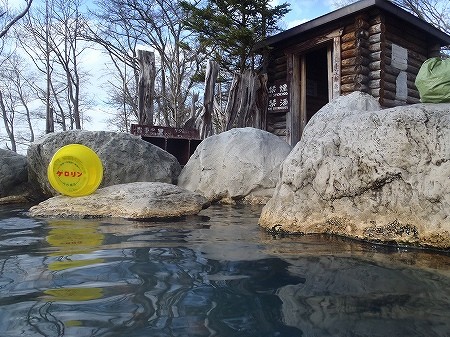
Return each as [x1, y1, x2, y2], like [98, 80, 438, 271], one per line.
[367, 10, 441, 107]
[261, 1, 450, 145]
[340, 13, 370, 95]
[330, 9, 440, 107]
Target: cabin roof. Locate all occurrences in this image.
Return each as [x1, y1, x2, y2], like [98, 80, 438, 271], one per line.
[255, 0, 450, 49]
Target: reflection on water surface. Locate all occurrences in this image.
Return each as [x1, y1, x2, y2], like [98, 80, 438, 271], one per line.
[0, 204, 449, 337]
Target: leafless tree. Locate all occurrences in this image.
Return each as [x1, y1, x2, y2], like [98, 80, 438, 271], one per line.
[85, 0, 206, 129]
[0, 54, 38, 151]
[0, 0, 34, 151]
[0, 89, 16, 151]
[103, 53, 138, 132]
[0, 0, 33, 39]
[82, 2, 142, 129]
[16, 0, 92, 132]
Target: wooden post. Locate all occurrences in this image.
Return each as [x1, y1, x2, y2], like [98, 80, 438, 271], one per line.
[332, 35, 342, 98]
[255, 73, 268, 130]
[286, 53, 301, 145]
[137, 49, 156, 125]
[199, 60, 219, 138]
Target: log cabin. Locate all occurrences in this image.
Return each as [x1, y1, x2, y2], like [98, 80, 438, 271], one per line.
[254, 0, 450, 145]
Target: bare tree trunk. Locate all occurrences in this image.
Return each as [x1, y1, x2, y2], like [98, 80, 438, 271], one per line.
[225, 70, 265, 130]
[0, 90, 16, 152]
[71, 5, 81, 129]
[50, 81, 66, 131]
[182, 91, 200, 129]
[67, 45, 81, 129]
[199, 60, 219, 138]
[137, 49, 156, 125]
[45, 0, 54, 133]
[191, 91, 199, 120]
[18, 88, 35, 143]
[0, 0, 33, 39]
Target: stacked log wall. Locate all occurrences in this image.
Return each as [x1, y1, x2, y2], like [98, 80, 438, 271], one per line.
[367, 10, 430, 107]
[367, 12, 385, 104]
[340, 14, 371, 95]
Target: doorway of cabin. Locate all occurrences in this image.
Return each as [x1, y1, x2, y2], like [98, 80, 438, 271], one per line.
[303, 46, 330, 123]
[286, 30, 342, 145]
[287, 38, 341, 145]
[290, 44, 333, 144]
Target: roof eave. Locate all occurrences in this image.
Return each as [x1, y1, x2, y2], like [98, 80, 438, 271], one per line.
[255, 0, 450, 50]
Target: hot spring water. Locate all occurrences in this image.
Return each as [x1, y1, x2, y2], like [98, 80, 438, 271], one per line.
[0, 204, 449, 337]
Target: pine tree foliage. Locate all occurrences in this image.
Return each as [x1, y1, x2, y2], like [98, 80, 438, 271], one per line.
[180, 0, 290, 74]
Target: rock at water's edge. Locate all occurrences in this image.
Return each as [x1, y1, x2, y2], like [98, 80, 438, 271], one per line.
[259, 92, 450, 249]
[178, 127, 292, 204]
[29, 182, 209, 219]
[27, 130, 181, 198]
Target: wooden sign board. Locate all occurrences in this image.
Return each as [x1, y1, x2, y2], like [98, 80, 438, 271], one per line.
[268, 81, 289, 113]
[131, 124, 200, 139]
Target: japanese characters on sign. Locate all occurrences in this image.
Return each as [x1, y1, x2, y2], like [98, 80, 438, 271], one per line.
[131, 125, 200, 139]
[268, 81, 289, 113]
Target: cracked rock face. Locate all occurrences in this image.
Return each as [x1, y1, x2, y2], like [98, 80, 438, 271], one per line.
[259, 92, 450, 249]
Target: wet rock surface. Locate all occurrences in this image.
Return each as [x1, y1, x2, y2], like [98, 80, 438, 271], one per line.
[259, 92, 450, 249]
[29, 182, 209, 219]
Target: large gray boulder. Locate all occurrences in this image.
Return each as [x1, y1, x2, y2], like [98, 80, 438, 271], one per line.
[178, 127, 292, 204]
[259, 92, 450, 249]
[0, 149, 30, 203]
[29, 182, 209, 219]
[27, 130, 181, 198]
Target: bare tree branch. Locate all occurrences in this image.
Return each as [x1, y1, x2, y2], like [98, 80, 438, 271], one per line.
[0, 0, 33, 39]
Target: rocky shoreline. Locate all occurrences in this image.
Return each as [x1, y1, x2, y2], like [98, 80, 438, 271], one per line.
[1, 92, 449, 250]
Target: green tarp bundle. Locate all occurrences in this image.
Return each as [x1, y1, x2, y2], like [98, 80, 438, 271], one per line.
[415, 57, 450, 103]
